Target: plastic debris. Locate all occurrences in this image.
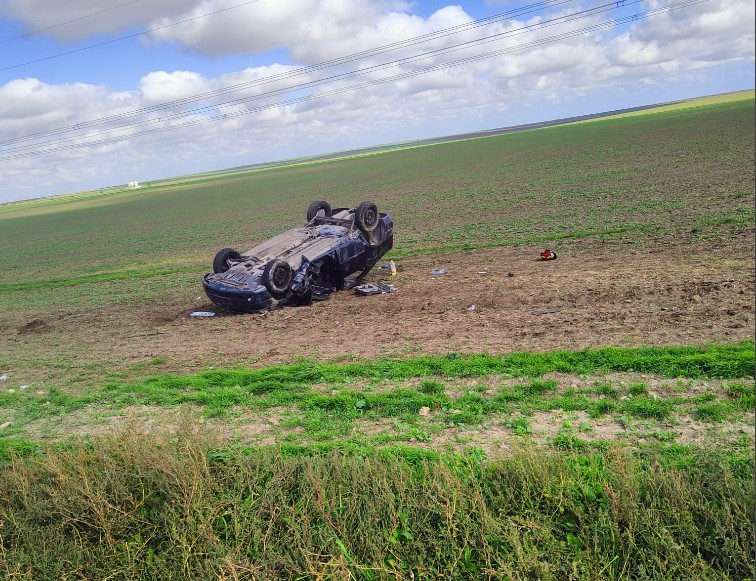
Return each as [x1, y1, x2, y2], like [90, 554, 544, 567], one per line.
[390, 260, 397, 276]
[507, 272, 514, 277]
[189, 311, 215, 317]
[354, 283, 397, 296]
[0, 374, 6, 381]
[20, 385, 29, 390]
[538, 249, 558, 261]
[467, 304, 477, 311]
[431, 268, 447, 275]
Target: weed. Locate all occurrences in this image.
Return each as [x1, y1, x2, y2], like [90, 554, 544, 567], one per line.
[594, 380, 619, 398]
[551, 432, 589, 451]
[522, 378, 558, 396]
[419, 379, 445, 395]
[504, 415, 532, 436]
[693, 402, 728, 422]
[725, 381, 756, 410]
[628, 382, 649, 396]
[623, 396, 675, 420]
[590, 398, 618, 418]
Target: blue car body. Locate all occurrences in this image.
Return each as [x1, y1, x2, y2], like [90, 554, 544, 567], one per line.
[203, 203, 393, 313]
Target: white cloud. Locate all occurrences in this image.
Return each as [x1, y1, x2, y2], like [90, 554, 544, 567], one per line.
[610, 0, 755, 66]
[143, 0, 445, 61]
[138, 70, 209, 105]
[0, 78, 135, 139]
[0, 0, 197, 41]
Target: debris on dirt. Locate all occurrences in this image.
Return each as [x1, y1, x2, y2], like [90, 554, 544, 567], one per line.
[532, 307, 562, 315]
[0, 373, 6, 381]
[478, 271, 487, 275]
[507, 272, 515, 277]
[354, 283, 397, 296]
[431, 268, 447, 275]
[0, 422, 11, 430]
[311, 291, 331, 302]
[189, 311, 216, 317]
[467, 305, 477, 312]
[390, 260, 397, 276]
[538, 249, 558, 261]
[20, 385, 28, 390]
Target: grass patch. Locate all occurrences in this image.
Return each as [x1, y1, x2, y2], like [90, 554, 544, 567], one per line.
[725, 380, 755, 410]
[693, 402, 729, 422]
[2, 343, 753, 438]
[623, 396, 676, 420]
[628, 382, 649, 396]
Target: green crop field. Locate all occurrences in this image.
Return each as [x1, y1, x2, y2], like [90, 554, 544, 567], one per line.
[1, 94, 753, 291]
[0, 92, 754, 579]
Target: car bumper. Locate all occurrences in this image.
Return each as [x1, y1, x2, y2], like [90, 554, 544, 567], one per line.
[202, 274, 276, 313]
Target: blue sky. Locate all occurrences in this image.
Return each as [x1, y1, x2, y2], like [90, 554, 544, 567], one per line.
[0, 0, 753, 203]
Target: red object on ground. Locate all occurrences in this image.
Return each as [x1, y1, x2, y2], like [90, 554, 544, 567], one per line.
[539, 249, 558, 261]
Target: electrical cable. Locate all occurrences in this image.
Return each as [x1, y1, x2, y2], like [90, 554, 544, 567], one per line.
[0, 0, 650, 151]
[0, 0, 578, 146]
[0, 0, 143, 44]
[0, 0, 264, 72]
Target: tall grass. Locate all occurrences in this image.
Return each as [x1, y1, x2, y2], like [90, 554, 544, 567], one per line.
[0, 426, 752, 580]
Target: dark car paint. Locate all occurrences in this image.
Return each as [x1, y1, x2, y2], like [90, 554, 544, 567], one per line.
[202, 208, 393, 313]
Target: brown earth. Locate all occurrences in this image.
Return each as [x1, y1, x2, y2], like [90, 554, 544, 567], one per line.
[4, 230, 754, 388]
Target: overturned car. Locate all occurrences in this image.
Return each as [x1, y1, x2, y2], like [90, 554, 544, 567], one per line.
[202, 200, 393, 313]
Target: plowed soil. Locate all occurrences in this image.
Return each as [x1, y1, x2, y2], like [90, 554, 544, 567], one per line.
[7, 230, 753, 387]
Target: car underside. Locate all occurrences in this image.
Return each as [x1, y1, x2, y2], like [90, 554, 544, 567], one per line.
[202, 201, 393, 313]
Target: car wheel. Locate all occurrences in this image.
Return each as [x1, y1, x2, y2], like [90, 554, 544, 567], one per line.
[262, 259, 293, 298]
[213, 248, 242, 273]
[355, 200, 379, 233]
[307, 200, 332, 222]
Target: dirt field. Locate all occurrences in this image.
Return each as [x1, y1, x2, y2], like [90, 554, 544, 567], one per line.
[6, 229, 753, 388]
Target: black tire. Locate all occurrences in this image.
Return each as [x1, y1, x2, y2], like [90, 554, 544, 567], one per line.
[306, 200, 332, 222]
[213, 247, 242, 273]
[262, 259, 293, 298]
[355, 200, 379, 233]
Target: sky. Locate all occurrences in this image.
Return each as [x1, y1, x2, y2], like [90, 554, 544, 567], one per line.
[0, 0, 753, 204]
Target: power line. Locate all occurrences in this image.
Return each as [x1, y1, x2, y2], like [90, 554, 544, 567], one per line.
[0, 0, 264, 72]
[2, 0, 642, 152]
[0, 0, 143, 44]
[0, 0, 711, 161]
[0, 0, 577, 147]
[0, 0, 701, 159]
